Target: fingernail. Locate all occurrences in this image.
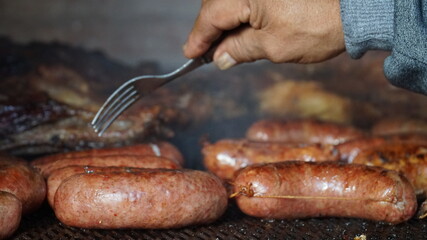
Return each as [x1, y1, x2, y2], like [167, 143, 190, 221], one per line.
[215, 52, 237, 70]
[182, 43, 187, 51]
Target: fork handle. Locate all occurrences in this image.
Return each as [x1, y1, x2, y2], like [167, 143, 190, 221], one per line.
[167, 44, 219, 80]
[200, 44, 217, 64]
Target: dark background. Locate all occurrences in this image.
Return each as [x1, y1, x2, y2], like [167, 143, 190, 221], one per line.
[0, 0, 202, 69]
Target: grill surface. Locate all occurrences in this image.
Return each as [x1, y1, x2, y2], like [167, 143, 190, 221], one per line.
[4, 40, 427, 240]
[12, 202, 427, 240]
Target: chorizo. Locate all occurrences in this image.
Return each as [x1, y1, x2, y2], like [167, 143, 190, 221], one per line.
[203, 139, 339, 180]
[246, 119, 365, 145]
[32, 141, 184, 167]
[0, 191, 22, 240]
[54, 169, 228, 229]
[47, 166, 170, 207]
[352, 144, 427, 195]
[418, 199, 427, 219]
[0, 156, 46, 214]
[35, 155, 180, 178]
[232, 161, 416, 224]
[336, 133, 427, 162]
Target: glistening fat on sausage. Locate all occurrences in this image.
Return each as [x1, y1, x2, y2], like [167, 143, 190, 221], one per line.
[37, 155, 180, 178]
[54, 169, 228, 229]
[47, 165, 178, 207]
[232, 161, 416, 224]
[31, 141, 184, 167]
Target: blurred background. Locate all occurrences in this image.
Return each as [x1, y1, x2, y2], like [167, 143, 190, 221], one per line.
[0, 0, 201, 69]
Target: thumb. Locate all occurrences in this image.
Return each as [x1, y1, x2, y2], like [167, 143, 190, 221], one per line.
[213, 27, 265, 70]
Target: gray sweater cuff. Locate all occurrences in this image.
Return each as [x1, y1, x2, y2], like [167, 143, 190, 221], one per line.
[340, 0, 394, 58]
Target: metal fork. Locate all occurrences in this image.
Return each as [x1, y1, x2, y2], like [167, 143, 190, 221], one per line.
[91, 49, 215, 136]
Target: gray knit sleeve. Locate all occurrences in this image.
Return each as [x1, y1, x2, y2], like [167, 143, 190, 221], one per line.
[384, 1, 427, 95]
[340, 0, 394, 58]
[340, 0, 427, 95]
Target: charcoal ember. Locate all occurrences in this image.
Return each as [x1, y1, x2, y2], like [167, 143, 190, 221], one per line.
[0, 37, 182, 155]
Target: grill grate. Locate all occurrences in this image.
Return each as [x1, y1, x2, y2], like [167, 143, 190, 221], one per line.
[12, 202, 427, 240]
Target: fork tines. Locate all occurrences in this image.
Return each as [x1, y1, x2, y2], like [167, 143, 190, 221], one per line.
[91, 55, 211, 136]
[91, 84, 140, 136]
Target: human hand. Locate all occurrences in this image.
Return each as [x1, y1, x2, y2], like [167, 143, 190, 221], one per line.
[183, 0, 345, 69]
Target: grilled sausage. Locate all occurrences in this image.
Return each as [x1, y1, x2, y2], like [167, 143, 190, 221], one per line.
[32, 142, 184, 167]
[47, 166, 176, 207]
[352, 144, 427, 195]
[246, 119, 365, 145]
[372, 118, 427, 136]
[232, 161, 416, 224]
[0, 156, 46, 214]
[203, 139, 339, 180]
[418, 199, 427, 219]
[54, 169, 228, 229]
[336, 133, 427, 162]
[0, 191, 22, 240]
[36, 155, 180, 178]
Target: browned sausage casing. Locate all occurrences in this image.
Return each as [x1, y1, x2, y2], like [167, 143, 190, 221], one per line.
[336, 133, 427, 162]
[418, 199, 427, 219]
[0, 191, 22, 240]
[352, 144, 427, 195]
[203, 139, 339, 180]
[54, 169, 228, 229]
[32, 141, 184, 167]
[36, 155, 180, 178]
[233, 161, 416, 224]
[47, 166, 176, 207]
[246, 119, 365, 145]
[0, 156, 46, 214]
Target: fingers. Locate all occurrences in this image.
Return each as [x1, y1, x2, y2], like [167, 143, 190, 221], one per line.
[183, 0, 251, 59]
[213, 27, 266, 70]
